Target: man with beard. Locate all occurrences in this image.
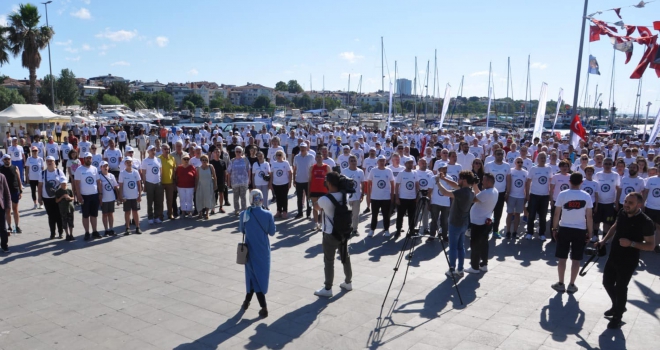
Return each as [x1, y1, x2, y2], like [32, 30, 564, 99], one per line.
[74, 153, 102, 240]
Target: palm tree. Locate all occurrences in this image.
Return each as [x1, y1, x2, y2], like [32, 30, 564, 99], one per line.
[7, 3, 54, 103]
[0, 25, 10, 67]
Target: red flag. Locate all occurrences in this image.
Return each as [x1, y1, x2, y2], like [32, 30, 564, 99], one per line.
[614, 8, 622, 19]
[638, 26, 653, 37]
[631, 43, 658, 79]
[625, 25, 637, 36]
[654, 21, 660, 31]
[589, 26, 601, 42]
[615, 37, 634, 64]
[570, 115, 587, 142]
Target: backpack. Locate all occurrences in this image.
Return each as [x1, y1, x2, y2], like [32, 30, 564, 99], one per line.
[324, 192, 353, 242]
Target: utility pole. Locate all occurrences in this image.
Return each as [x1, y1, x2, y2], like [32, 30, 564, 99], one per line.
[570, 0, 590, 140]
[42, 1, 55, 110]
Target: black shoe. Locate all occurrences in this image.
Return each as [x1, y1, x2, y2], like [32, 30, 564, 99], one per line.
[135, 228, 142, 235]
[91, 231, 102, 239]
[604, 307, 626, 317]
[15, 227, 22, 234]
[242, 300, 250, 310]
[426, 236, 435, 243]
[394, 230, 401, 239]
[193, 210, 199, 216]
[224, 203, 231, 207]
[654, 245, 660, 253]
[103, 230, 110, 237]
[441, 235, 449, 243]
[258, 307, 268, 318]
[350, 230, 360, 238]
[512, 233, 518, 240]
[84, 232, 91, 241]
[505, 232, 511, 239]
[363, 207, 370, 214]
[1, 247, 8, 252]
[108, 230, 116, 236]
[607, 317, 623, 329]
[294, 214, 303, 219]
[49, 233, 55, 240]
[124, 228, 131, 236]
[58, 233, 63, 239]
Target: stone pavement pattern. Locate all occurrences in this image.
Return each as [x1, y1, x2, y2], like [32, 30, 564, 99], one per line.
[1, 189, 660, 350]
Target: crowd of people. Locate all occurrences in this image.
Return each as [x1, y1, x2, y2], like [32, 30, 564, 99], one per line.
[0, 120, 658, 328]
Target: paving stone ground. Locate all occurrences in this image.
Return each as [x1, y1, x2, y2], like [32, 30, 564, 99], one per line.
[1, 171, 659, 349]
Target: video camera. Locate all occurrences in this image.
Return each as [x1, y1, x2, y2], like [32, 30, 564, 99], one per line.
[419, 189, 429, 196]
[585, 244, 607, 257]
[338, 175, 357, 194]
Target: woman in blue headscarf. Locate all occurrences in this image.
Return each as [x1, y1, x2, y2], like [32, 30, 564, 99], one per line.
[239, 189, 276, 317]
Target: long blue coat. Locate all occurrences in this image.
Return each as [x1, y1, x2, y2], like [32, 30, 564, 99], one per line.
[239, 207, 276, 294]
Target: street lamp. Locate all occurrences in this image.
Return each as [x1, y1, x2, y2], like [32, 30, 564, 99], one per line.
[42, 1, 54, 111]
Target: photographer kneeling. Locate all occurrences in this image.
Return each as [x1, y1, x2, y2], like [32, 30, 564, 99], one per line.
[596, 192, 655, 329]
[550, 173, 593, 294]
[314, 171, 353, 297]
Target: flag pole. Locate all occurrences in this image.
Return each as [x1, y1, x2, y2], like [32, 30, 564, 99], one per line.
[570, 0, 589, 141]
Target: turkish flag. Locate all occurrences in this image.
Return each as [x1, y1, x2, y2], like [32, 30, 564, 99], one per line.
[589, 26, 601, 42]
[625, 25, 637, 36]
[638, 26, 653, 37]
[631, 43, 658, 79]
[570, 115, 587, 144]
[654, 21, 660, 31]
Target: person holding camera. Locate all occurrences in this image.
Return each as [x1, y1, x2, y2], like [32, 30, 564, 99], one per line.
[314, 171, 353, 297]
[596, 192, 655, 329]
[465, 173, 498, 274]
[437, 170, 476, 278]
[550, 173, 593, 294]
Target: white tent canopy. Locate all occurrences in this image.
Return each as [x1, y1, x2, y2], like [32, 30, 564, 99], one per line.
[0, 104, 66, 123]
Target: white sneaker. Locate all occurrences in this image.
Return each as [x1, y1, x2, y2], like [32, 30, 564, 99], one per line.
[456, 269, 465, 277]
[383, 230, 391, 237]
[314, 287, 333, 297]
[480, 265, 488, 272]
[465, 267, 481, 274]
[366, 229, 374, 237]
[148, 219, 154, 225]
[315, 224, 321, 231]
[525, 234, 533, 240]
[339, 282, 352, 291]
[38, 204, 43, 209]
[154, 218, 162, 224]
[33, 203, 38, 209]
[465, 229, 471, 238]
[445, 269, 457, 278]
[540, 235, 547, 241]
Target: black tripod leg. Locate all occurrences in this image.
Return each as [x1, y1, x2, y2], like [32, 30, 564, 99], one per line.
[381, 234, 412, 307]
[438, 237, 464, 305]
[401, 236, 418, 287]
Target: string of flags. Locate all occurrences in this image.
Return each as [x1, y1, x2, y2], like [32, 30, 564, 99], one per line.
[587, 1, 660, 79]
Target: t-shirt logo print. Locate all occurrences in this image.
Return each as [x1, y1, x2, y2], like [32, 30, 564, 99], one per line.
[128, 181, 136, 189]
[538, 176, 548, 185]
[13, 152, 19, 157]
[584, 187, 593, 195]
[601, 184, 611, 193]
[110, 157, 117, 164]
[377, 179, 386, 189]
[105, 183, 112, 192]
[32, 165, 39, 172]
[560, 184, 569, 191]
[419, 179, 428, 187]
[563, 200, 587, 211]
[85, 176, 94, 185]
[496, 174, 505, 182]
[341, 161, 348, 168]
[624, 186, 634, 195]
[405, 181, 414, 190]
[151, 167, 159, 175]
[276, 169, 284, 177]
[653, 188, 660, 198]
[49, 148, 55, 153]
[514, 179, 524, 188]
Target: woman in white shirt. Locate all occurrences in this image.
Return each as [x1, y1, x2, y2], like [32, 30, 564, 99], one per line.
[251, 152, 272, 210]
[270, 150, 292, 218]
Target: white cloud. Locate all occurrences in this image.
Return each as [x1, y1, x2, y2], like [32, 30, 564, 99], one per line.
[339, 52, 364, 63]
[470, 71, 489, 77]
[531, 62, 548, 70]
[65, 56, 81, 62]
[96, 28, 138, 42]
[64, 47, 78, 53]
[82, 0, 91, 4]
[188, 68, 198, 76]
[111, 61, 130, 66]
[98, 51, 106, 56]
[71, 8, 91, 19]
[0, 15, 7, 26]
[55, 39, 73, 46]
[81, 44, 91, 51]
[11, 4, 19, 13]
[155, 36, 169, 48]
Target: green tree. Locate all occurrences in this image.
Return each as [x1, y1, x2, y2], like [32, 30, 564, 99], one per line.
[129, 91, 149, 109]
[0, 25, 9, 67]
[253, 95, 271, 109]
[274, 81, 287, 91]
[6, 4, 54, 103]
[183, 100, 196, 111]
[38, 74, 55, 106]
[275, 95, 288, 106]
[102, 94, 121, 105]
[287, 80, 303, 93]
[209, 95, 229, 110]
[150, 91, 175, 111]
[85, 94, 98, 113]
[56, 68, 79, 106]
[107, 81, 130, 103]
[0, 86, 26, 110]
[182, 93, 205, 108]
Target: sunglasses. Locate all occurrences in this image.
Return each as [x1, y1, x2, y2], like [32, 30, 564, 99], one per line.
[183, 158, 190, 161]
[276, 155, 282, 157]
[516, 161, 523, 164]
[202, 160, 208, 163]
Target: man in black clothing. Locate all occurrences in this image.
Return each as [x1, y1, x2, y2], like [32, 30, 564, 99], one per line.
[596, 192, 655, 329]
[0, 154, 23, 233]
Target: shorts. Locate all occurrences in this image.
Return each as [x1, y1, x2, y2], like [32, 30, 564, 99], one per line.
[645, 208, 660, 225]
[507, 196, 525, 214]
[310, 192, 326, 199]
[555, 226, 587, 260]
[10, 190, 19, 204]
[81, 194, 99, 218]
[123, 199, 139, 212]
[61, 212, 74, 230]
[595, 203, 616, 225]
[101, 201, 116, 214]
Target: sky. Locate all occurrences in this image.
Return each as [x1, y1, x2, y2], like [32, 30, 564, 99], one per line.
[0, 0, 659, 115]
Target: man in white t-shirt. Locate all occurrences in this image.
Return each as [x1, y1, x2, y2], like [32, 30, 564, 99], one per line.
[525, 152, 553, 240]
[594, 157, 620, 241]
[485, 148, 510, 238]
[341, 155, 365, 237]
[505, 157, 528, 239]
[140, 145, 163, 224]
[118, 157, 143, 235]
[367, 155, 395, 237]
[395, 158, 418, 239]
[104, 140, 123, 179]
[465, 173, 499, 274]
[314, 171, 353, 298]
[551, 172, 593, 294]
[74, 153, 102, 240]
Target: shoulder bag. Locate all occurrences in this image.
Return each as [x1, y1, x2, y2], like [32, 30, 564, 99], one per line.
[236, 209, 270, 265]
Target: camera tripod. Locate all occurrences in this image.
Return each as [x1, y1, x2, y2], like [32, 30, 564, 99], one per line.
[381, 194, 464, 307]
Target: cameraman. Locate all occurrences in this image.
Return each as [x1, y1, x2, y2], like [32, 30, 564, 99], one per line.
[596, 192, 655, 329]
[314, 171, 353, 298]
[550, 173, 593, 294]
[465, 173, 498, 274]
[437, 170, 476, 278]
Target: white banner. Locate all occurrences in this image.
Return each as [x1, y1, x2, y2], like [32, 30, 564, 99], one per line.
[648, 108, 660, 144]
[532, 82, 548, 141]
[551, 88, 564, 133]
[438, 84, 451, 129]
[485, 86, 492, 129]
[386, 82, 393, 137]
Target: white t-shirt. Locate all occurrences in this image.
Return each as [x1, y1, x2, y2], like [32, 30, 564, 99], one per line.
[341, 167, 365, 201]
[266, 146, 284, 161]
[118, 170, 141, 200]
[580, 179, 598, 203]
[60, 143, 72, 160]
[252, 161, 271, 187]
[78, 141, 92, 155]
[318, 192, 344, 234]
[618, 176, 645, 204]
[446, 164, 462, 182]
[485, 161, 510, 193]
[26, 157, 45, 181]
[74, 165, 100, 196]
[470, 188, 499, 225]
[99, 172, 119, 203]
[362, 157, 378, 178]
[644, 176, 660, 210]
[396, 170, 418, 200]
[270, 161, 291, 186]
[550, 173, 571, 201]
[388, 164, 405, 179]
[430, 178, 451, 207]
[505, 151, 520, 167]
[322, 157, 336, 168]
[140, 157, 162, 184]
[45, 143, 59, 160]
[91, 154, 103, 168]
[8, 146, 24, 162]
[104, 149, 123, 171]
[116, 131, 127, 142]
[39, 169, 65, 199]
[337, 154, 351, 170]
[508, 169, 528, 199]
[555, 189, 593, 230]
[416, 169, 434, 191]
[528, 166, 552, 195]
[595, 171, 620, 204]
[368, 168, 395, 200]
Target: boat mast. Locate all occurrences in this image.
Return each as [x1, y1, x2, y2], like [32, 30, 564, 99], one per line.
[322, 75, 325, 110]
[634, 78, 643, 124]
[433, 49, 437, 118]
[424, 60, 430, 121]
[449, 75, 464, 123]
[524, 55, 531, 128]
[414, 57, 418, 124]
[607, 48, 616, 129]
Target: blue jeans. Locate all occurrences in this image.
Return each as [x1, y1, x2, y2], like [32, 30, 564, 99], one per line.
[448, 223, 468, 271]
